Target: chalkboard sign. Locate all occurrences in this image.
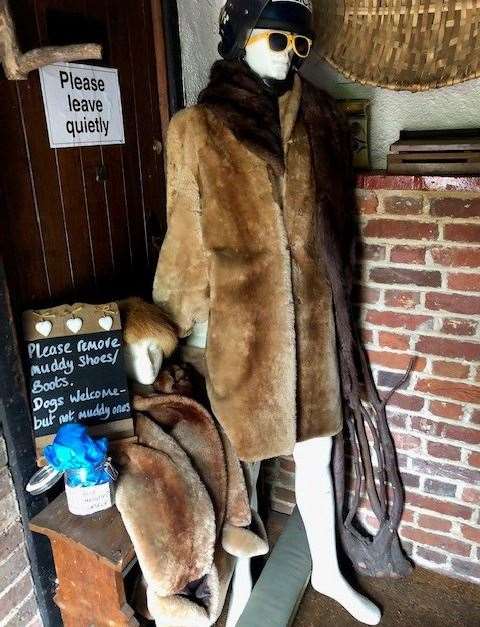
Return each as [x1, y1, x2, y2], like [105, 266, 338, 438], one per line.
[23, 303, 134, 460]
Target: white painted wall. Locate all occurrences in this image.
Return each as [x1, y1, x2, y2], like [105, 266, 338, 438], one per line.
[302, 60, 480, 169]
[176, 0, 480, 169]
[177, 0, 222, 105]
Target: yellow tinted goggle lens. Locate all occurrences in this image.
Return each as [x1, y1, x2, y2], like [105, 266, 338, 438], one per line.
[267, 32, 311, 58]
[293, 35, 311, 58]
[269, 32, 289, 52]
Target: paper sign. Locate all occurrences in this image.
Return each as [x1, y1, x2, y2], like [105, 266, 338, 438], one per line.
[23, 303, 132, 449]
[39, 62, 125, 148]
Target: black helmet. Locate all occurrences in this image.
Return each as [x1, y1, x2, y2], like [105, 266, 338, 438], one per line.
[219, 0, 314, 60]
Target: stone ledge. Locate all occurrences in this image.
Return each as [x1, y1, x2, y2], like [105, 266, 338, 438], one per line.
[357, 173, 480, 192]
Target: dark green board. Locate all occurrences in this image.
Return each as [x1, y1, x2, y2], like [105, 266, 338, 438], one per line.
[237, 508, 312, 627]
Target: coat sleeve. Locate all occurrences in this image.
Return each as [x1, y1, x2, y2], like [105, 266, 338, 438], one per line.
[152, 110, 209, 338]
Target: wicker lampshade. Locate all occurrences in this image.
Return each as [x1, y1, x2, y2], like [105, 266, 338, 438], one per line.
[313, 1, 480, 91]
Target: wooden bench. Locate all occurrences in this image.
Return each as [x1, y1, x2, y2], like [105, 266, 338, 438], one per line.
[30, 493, 138, 626]
[30, 495, 312, 627]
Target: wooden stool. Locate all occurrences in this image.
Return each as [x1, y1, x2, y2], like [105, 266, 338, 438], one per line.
[30, 492, 138, 626]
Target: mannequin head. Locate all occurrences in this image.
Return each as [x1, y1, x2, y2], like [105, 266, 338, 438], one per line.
[118, 297, 178, 385]
[245, 28, 294, 80]
[219, 0, 314, 70]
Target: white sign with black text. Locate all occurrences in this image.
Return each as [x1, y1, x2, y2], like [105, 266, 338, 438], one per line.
[39, 62, 125, 148]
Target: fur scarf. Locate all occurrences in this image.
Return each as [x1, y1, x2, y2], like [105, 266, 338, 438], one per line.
[116, 383, 268, 625]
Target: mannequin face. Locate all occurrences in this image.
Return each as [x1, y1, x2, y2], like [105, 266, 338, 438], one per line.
[245, 28, 294, 80]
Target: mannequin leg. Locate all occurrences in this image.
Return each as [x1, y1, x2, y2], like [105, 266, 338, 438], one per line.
[293, 437, 381, 625]
[225, 461, 261, 627]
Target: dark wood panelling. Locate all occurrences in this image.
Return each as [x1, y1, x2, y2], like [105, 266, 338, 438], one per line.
[0, 0, 168, 313]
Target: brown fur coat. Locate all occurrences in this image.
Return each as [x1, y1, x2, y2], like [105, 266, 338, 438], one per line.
[153, 60, 357, 461]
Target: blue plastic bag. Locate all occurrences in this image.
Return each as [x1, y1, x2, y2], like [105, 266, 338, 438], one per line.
[44, 424, 111, 487]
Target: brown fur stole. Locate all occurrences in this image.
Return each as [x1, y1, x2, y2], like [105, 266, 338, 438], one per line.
[198, 60, 284, 176]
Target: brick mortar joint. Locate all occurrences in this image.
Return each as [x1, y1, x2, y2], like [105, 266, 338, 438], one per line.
[401, 491, 480, 516]
[0, 567, 32, 601]
[358, 259, 480, 276]
[390, 416, 480, 433]
[361, 320, 480, 345]
[0, 541, 28, 569]
[0, 590, 37, 627]
[361, 235, 480, 248]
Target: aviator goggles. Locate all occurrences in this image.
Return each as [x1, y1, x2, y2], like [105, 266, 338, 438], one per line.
[247, 30, 313, 59]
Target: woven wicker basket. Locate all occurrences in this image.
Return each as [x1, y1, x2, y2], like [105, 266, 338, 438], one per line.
[313, 1, 480, 91]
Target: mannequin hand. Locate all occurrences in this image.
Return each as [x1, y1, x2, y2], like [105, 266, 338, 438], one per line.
[124, 339, 164, 385]
[185, 320, 208, 349]
[118, 297, 178, 385]
[181, 321, 208, 377]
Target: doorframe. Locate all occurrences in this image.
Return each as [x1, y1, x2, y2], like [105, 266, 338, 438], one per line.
[0, 2, 183, 624]
[0, 258, 61, 626]
[151, 0, 184, 148]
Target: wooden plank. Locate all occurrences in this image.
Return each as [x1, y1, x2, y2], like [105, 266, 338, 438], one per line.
[126, 0, 157, 279]
[144, 0, 168, 242]
[102, 0, 139, 297]
[0, 79, 51, 310]
[389, 151, 480, 163]
[50, 536, 138, 626]
[387, 160, 480, 175]
[150, 0, 171, 149]
[109, 0, 149, 291]
[34, 0, 96, 303]
[390, 138, 480, 153]
[16, 1, 75, 302]
[77, 0, 115, 296]
[55, 147, 98, 301]
[30, 492, 135, 571]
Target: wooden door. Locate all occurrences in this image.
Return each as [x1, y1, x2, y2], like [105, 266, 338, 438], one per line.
[0, 0, 169, 314]
[0, 3, 175, 622]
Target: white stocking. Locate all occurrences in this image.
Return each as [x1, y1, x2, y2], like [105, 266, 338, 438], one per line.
[293, 437, 381, 625]
[225, 461, 261, 627]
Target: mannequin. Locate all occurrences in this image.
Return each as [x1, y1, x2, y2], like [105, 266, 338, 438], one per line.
[125, 1, 383, 624]
[186, 320, 380, 625]
[234, 27, 382, 624]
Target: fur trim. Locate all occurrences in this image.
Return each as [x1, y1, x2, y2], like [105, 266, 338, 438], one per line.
[216, 422, 251, 528]
[119, 297, 178, 357]
[147, 544, 235, 627]
[222, 510, 269, 558]
[134, 394, 228, 529]
[115, 442, 216, 596]
[198, 60, 284, 176]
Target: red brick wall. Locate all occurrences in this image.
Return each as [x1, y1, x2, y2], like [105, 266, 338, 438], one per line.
[269, 176, 480, 585]
[0, 433, 42, 626]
